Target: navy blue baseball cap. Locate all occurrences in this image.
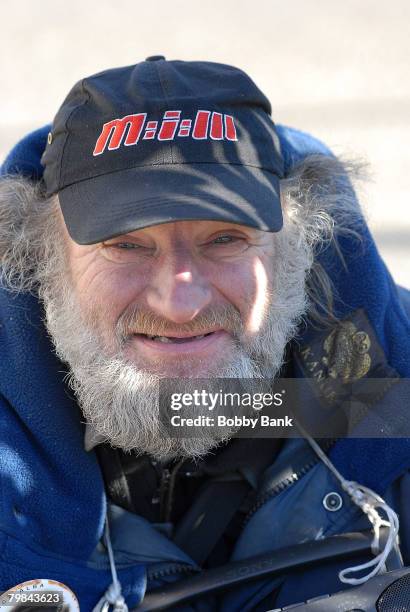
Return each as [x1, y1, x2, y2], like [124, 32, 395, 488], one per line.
[41, 56, 285, 245]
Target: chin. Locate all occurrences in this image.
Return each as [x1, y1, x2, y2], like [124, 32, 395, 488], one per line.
[122, 349, 231, 379]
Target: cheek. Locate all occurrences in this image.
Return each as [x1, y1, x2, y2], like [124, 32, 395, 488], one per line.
[74, 264, 149, 339]
[217, 255, 274, 336]
[210, 258, 265, 316]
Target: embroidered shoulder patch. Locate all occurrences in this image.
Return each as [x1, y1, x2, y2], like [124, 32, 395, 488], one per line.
[294, 309, 396, 405]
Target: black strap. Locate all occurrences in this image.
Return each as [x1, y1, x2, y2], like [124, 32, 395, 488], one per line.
[135, 530, 377, 611]
[173, 478, 251, 565]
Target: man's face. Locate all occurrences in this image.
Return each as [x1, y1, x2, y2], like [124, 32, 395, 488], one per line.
[43, 209, 308, 459]
[64, 219, 276, 378]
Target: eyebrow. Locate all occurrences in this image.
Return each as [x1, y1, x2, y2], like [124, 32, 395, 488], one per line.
[103, 233, 143, 242]
[102, 224, 263, 243]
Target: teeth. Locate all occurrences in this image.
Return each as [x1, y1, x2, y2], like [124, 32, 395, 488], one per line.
[147, 334, 206, 343]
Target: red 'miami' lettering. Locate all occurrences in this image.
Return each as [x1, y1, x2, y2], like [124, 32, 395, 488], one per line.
[93, 113, 146, 155]
[224, 115, 238, 141]
[210, 112, 223, 140]
[158, 110, 181, 141]
[192, 110, 211, 139]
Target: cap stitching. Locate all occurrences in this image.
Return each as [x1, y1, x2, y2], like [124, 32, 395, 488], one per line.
[59, 160, 283, 192]
[59, 79, 91, 189]
[84, 196, 278, 220]
[80, 190, 276, 214]
[74, 187, 280, 229]
[147, 61, 167, 166]
[155, 60, 174, 164]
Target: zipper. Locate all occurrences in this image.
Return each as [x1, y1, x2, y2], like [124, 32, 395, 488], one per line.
[159, 458, 186, 522]
[159, 468, 171, 522]
[242, 438, 337, 527]
[147, 561, 199, 582]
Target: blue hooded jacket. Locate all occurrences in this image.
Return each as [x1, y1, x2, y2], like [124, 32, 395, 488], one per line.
[0, 124, 409, 611]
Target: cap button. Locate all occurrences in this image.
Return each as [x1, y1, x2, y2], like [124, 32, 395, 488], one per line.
[145, 55, 166, 62]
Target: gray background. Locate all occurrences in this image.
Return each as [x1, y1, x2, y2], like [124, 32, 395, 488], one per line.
[1, 0, 408, 287]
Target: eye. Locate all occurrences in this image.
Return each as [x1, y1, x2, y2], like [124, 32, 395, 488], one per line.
[114, 242, 143, 249]
[203, 233, 248, 258]
[211, 235, 239, 244]
[101, 240, 153, 263]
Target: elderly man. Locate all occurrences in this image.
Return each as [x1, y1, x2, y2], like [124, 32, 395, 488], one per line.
[0, 57, 410, 611]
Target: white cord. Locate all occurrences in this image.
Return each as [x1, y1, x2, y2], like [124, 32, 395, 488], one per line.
[301, 429, 400, 586]
[92, 516, 129, 612]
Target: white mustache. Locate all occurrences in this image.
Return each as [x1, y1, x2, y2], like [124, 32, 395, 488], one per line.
[115, 305, 244, 348]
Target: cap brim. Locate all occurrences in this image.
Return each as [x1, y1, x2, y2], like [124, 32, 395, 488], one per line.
[58, 163, 283, 244]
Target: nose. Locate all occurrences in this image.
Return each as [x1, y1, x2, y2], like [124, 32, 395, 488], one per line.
[145, 251, 213, 323]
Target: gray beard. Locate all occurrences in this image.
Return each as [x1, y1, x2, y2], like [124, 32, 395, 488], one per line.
[41, 236, 309, 461]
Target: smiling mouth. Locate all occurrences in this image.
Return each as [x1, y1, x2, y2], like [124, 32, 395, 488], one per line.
[134, 332, 215, 344]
